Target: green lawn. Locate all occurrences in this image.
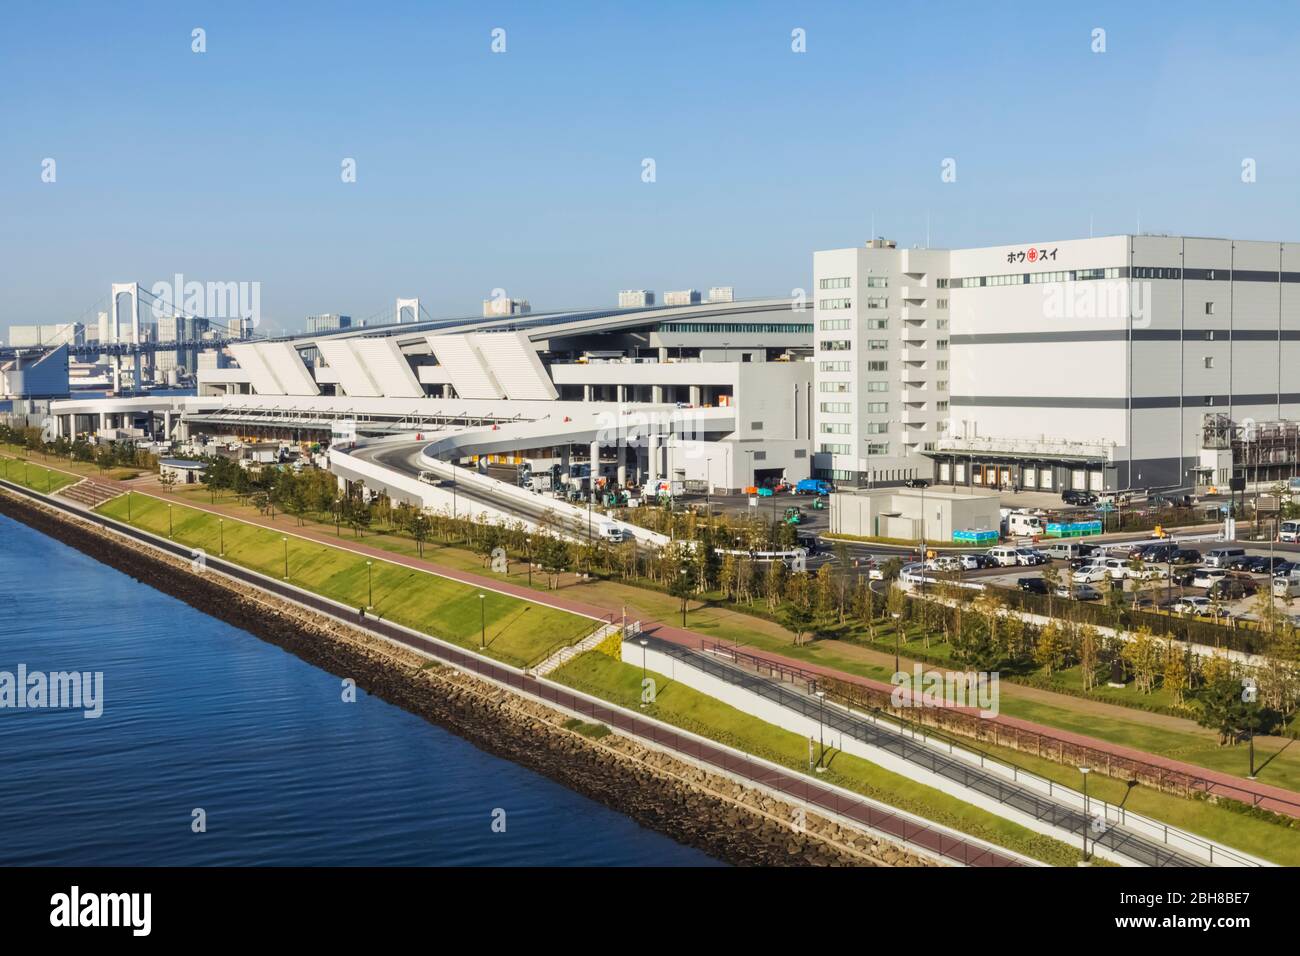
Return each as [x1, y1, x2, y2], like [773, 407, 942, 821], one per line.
[95, 494, 592, 668]
[551, 651, 1088, 867]
[0, 454, 78, 494]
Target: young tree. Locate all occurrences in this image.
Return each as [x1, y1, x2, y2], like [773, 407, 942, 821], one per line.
[1163, 639, 1190, 708]
[1033, 620, 1068, 677]
[1122, 626, 1162, 694]
[1078, 624, 1101, 691]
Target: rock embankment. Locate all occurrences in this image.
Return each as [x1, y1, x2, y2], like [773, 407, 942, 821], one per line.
[0, 489, 936, 867]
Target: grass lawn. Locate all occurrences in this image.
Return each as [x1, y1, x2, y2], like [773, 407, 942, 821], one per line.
[0, 454, 78, 494]
[157, 482, 1300, 796]
[551, 651, 1087, 867]
[0, 444, 140, 482]
[94, 494, 592, 668]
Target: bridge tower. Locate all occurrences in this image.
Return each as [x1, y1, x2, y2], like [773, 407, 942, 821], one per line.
[109, 282, 142, 345]
[396, 297, 420, 324]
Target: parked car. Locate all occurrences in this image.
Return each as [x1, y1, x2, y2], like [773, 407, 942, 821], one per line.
[1208, 576, 1257, 600]
[988, 546, 1021, 568]
[1072, 563, 1110, 584]
[958, 553, 984, 571]
[756, 486, 774, 497]
[1143, 543, 1178, 563]
[1170, 548, 1201, 565]
[1204, 547, 1247, 569]
[903, 478, 930, 489]
[928, 555, 963, 572]
[1015, 548, 1049, 566]
[1170, 596, 1212, 616]
[1061, 489, 1097, 506]
[1057, 583, 1101, 601]
[1018, 577, 1049, 594]
[1249, 555, 1291, 575]
[1226, 554, 1257, 572]
[1192, 567, 1228, 589]
[1170, 566, 1199, 587]
[1043, 542, 1084, 560]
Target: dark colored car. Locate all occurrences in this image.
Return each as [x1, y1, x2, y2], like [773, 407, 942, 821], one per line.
[1171, 548, 1201, 565]
[1226, 555, 1256, 572]
[1076, 543, 1100, 557]
[1061, 489, 1097, 506]
[1018, 577, 1050, 594]
[1251, 556, 1291, 575]
[903, 478, 930, 489]
[1209, 576, 1257, 600]
[1144, 543, 1178, 563]
[1170, 566, 1199, 587]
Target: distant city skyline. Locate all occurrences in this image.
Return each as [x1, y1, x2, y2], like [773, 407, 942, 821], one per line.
[5, 1, 1300, 339]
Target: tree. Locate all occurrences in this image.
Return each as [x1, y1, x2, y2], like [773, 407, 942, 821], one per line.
[1078, 625, 1101, 691]
[1195, 675, 1276, 747]
[1122, 626, 1162, 694]
[1033, 620, 1068, 677]
[1163, 639, 1190, 708]
[781, 601, 815, 646]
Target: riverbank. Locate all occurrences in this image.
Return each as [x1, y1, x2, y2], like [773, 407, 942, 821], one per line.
[0, 487, 935, 867]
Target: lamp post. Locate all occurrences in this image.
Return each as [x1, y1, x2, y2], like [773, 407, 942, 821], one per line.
[366, 560, 373, 609]
[891, 610, 903, 677]
[282, 536, 289, 580]
[478, 593, 486, 650]
[639, 638, 649, 708]
[815, 689, 827, 773]
[1079, 766, 1092, 863]
[168, 503, 173, 538]
[218, 518, 224, 556]
[127, 491, 132, 522]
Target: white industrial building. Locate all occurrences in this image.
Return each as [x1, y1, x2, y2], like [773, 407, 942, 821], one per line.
[815, 233, 1300, 494]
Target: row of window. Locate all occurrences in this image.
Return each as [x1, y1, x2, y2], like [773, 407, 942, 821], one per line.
[819, 318, 890, 330]
[953, 267, 1122, 288]
[818, 298, 852, 310]
[819, 379, 897, 393]
[819, 277, 851, 289]
[656, 322, 814, 333]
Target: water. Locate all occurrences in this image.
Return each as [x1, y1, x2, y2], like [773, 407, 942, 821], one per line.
[0, 513, 717, 866]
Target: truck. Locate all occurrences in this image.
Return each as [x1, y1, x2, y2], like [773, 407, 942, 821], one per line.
[1005, 510, 1046, 537]
[795, 479, 832, 496]
[1280, 519, 1300, 543]
[643, 479, 684, 500]
[597, 522, 628, 543]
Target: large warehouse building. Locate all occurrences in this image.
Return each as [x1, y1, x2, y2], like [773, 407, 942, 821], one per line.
[815, 234, 1300, 494]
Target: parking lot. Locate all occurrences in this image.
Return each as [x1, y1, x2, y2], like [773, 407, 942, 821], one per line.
[927, 543, 1300, 624]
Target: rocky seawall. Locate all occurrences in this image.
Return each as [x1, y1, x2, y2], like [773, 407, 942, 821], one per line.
[0, 488, 935, 867]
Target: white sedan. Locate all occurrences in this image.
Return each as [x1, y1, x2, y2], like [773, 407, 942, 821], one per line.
[1072, 563, 1110, 584]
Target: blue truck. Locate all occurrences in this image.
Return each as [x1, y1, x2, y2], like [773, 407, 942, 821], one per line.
[795, 479, 832, 496]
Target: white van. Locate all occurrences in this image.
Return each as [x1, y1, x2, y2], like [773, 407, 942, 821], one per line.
[1007, 512, 1046, 537]
[1204, 546, 1246, 568]
[1280, 520, 1300, 544]
[1274, 570, 1300, 599]
[598, 523, 628, 543]
[988, 546, 1021, 567]
[1043, 542, 1083, 560]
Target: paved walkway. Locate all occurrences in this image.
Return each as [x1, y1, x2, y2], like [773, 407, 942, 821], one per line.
[70, 473, 1300, 818]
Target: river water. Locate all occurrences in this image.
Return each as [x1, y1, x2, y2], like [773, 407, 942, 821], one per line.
[0, 512, 716, 866]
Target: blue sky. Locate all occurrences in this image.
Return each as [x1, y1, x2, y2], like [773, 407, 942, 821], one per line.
[4, 1, 1300, 336]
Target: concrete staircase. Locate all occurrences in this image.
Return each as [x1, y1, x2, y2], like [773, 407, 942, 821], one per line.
[57, 479, 124, 510]
[533, 623, 622, 676]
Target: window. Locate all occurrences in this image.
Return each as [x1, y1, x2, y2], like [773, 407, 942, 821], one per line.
[658, 321, 812, 334]
[866, 381, 888, 392]
[937, 380, 948, 391]
[819, 443, 850, 455]
[818, 298, 852, 310]
[1204, 356, 1215, 369]
[867, 339, 889, 350]
[936, 278, 949, 289]
[866, 360, 888, 372]
[865, 276, 889, 288]
[794, 449, 807, 458]
[751, 422, 764, 431]
[936, 360, 949, 371]
[937, 400, 949, 412]
[819, 277, 851, 290]
[753, 451, 767, 461]
[1205, 301, 1215, 315]
[819, 319, 850, 330]
[867, 318, 889, 330]
[820, 381, 851, 393]
[820, 422, 851, 434]
[864, 422, 889, 434]
[819, 402, 851, 413]
[865, 296, 888, 309]
[936, 339, 949, 350]
[864, 443, 889, 455]
[1205, 330, 1216, 341]
[819, 360, 851, 372]
[866, 402, 888, 413]
[820, 339, 851, 351]
[936, 318, 948, 329]
[936, 299, 948, 309]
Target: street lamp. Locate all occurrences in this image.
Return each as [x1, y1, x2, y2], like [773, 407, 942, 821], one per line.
[815, 689, 827, 773]
[218, 518, 224, 556]
[1079, 766, 1092, 863]
[479, 593, 486, 650]
[127, 491, 132, 522]
[167, 503, 173, 538]
[891, 610, 903, 677]
[282, 536, 289, 579]
[366, 560, 373, 609]
[639, 638, 649, 708]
